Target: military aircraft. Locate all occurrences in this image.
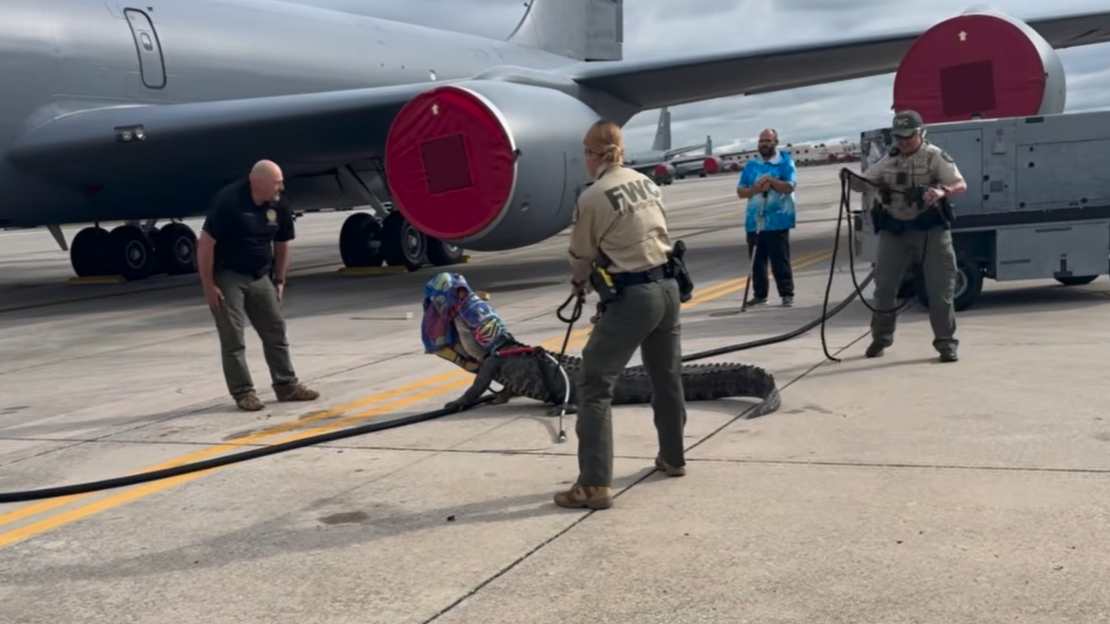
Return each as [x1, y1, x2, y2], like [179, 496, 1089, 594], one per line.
[3, 0, 1109, 280]
[623, 107, 713, 185]
[624, 107, 708, 165]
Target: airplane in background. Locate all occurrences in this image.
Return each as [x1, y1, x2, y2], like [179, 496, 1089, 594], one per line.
[624, 107, 714, 185]
[2, 0, 1109, 281]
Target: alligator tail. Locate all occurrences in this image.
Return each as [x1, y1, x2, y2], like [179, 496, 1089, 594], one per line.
[612, 361, 782, 416]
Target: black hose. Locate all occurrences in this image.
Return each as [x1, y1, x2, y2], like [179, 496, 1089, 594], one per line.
[0, 394, 498, 504]
[0, 181, 890, 505]
[682, 170, 881, 364]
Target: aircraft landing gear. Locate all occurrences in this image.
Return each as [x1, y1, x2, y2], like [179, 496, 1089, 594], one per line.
[67, 221, 197, 281]
[338, 210, 466, 272]
[380, 211, 427, 271]
[154, 222, 198, 275]
[339, 212, 383, 267]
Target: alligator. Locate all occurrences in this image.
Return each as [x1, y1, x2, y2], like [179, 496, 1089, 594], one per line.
[420, 271, 782, 418]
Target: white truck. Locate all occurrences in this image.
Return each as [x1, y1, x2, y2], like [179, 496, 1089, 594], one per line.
[852, 110, 1110, 311]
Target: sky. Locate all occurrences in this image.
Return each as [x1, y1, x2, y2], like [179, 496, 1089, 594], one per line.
[292, 0, 1110, 155]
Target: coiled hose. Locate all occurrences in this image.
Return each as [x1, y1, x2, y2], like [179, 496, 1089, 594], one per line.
[0, 172, 894, 504]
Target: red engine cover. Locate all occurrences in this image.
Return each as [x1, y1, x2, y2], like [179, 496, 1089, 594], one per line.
[893, 13, 1064, 123]
[703, 156, 721, 174]
[384, 86, 516, 240]
[653, 164, 672, 175]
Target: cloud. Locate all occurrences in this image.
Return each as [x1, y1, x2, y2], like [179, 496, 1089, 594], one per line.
[290, 0, 1110, 152]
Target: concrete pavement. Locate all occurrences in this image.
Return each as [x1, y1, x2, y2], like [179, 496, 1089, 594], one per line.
[2, 163, 1109, 623]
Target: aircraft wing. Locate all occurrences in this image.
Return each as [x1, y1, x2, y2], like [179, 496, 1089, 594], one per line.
[562, 10, 1110, 109]
[7, 80, 445, 188]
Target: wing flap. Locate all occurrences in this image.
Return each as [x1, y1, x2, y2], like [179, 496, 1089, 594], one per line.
[565, 10, 1110, 109]
[8, 80, 442, 187]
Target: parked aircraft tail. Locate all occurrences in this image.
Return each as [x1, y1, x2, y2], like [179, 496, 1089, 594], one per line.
[651, 107, 671, 152]
[507, 0, 623, 62]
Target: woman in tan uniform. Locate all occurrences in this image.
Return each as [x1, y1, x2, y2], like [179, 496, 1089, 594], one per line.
[554, 120, 689, 510]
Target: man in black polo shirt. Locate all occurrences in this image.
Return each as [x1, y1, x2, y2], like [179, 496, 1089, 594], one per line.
[197, 160, 320, 411]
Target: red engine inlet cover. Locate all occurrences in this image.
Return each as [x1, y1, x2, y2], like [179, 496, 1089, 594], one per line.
[384, 86, 515, 240]
[703, 156, 720, 174]
[893, 14, 1061, 123]
[653, 164, 671, 175]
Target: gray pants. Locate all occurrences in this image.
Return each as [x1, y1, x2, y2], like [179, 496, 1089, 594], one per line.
[870, 227, 958, 354]
[211, 269, 299, 399]
[576, 278, 688, 487]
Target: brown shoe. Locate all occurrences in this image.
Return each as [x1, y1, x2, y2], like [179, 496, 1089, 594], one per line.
[235, 393, 265, 411]
[553, 483, 612, 510]
[275, 384, 320, 402]
[655, 456, 686, 477]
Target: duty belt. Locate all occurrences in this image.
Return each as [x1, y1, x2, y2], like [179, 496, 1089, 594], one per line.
[610, 264, 670, 287]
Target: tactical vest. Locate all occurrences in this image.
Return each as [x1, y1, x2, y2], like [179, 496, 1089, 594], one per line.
[877, 142, 944, 221]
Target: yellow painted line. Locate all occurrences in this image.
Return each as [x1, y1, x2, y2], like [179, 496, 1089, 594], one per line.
[0, 247, 834, 548]
[0, 369, 466, 530]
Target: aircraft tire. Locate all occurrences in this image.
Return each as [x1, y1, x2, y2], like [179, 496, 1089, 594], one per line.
[380, 211, 426, 271]
[107, 224, 157, 281]
[425, 238, 465, 266]
[155, 222, 197, 275]
[339, 212, 383, 267]
[70, 226, 111, 277]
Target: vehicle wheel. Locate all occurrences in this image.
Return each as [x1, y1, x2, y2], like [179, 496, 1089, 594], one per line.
[70, 227, 111, 276]
[155, 222, 197, 275]
[107, 224, 157, 281]
[1054, 275, 1097, 286]
[426, 237, 465, 266]
[339, 212, 383, 267]
[915, 255, 983, 312]
[380, 211, 426, 270]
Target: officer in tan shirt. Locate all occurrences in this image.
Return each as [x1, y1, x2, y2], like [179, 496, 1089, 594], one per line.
[553, 120, 689, 511]
[843, 110, 967, 362]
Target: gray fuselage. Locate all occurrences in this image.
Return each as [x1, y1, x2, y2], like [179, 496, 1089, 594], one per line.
[0, 0, 575, 228]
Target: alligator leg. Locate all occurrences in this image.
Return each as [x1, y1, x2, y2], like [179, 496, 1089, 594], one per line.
[444, 355, 502, 411]
[489, 388, 518, 405]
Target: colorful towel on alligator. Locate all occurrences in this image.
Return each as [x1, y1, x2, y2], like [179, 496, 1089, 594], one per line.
[421, 272, 508, 372]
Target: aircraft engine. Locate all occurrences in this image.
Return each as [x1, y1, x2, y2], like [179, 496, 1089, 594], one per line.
[893, 12, 1066, 123]
[383, 80, 601, 252]
[702, 155, 722, 174]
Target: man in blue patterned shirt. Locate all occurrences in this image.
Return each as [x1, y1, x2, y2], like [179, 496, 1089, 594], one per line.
[736, 129, 798, 306]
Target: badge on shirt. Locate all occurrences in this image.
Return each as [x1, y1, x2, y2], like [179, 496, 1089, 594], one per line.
[266, 208, 277, 223]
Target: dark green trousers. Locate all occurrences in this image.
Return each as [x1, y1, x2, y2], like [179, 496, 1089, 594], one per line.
[211, 269, 299, 399]
[870, 226, 958, 354]
[576, 278, 688, 487]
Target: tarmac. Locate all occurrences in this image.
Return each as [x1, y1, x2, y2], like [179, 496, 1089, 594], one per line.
[1, 162, 1109, 623]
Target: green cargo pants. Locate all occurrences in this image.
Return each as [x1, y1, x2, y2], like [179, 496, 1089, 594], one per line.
[211, 269, 300, 399]
[576, 277, 688, 488]
[870, 226, 958, 355]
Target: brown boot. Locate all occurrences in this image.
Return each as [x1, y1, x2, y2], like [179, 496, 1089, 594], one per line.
[655, 456, 686, 477]
[553, 483, 612, 510]
[235, 393, 265, 412]
[275, 384, 320, 402]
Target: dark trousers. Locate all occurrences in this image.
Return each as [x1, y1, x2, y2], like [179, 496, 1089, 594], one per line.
[745, 229, 794, 299]
[211, 269, 299, 399]
[576, 279, 687, 487]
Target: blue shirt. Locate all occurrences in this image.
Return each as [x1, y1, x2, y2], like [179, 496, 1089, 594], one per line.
[737, 151, 797, 232]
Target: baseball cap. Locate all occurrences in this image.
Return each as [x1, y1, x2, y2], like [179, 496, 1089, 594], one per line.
[892, 110, 923, 137]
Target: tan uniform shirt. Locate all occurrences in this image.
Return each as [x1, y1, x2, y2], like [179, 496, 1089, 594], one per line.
[859, 141, 964, 221]
[567, 163, 673, 284]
